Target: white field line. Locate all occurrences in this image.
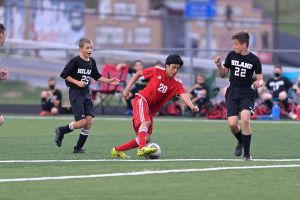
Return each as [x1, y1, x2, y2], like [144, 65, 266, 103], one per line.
[4, 115, 300, 124]
[1, 158, 300, 163]
[0, 164, 300, 183]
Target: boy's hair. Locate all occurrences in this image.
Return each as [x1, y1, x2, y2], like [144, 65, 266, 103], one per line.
[48, 76, 56, 82]
[165, 54, 184, 67]
[79, 37, 92, 48]
[274, 65, 282, 70]
[232, 31, 250, 47]
[0, 23, 5, 34]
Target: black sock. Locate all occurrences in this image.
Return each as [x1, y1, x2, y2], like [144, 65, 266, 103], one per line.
[243, 134, 252, 155]
[75, 134, 88, 150]
[282, 99, 290, 113]
[59, 125, 73, 134]
[265, 99, 273, 110]
[233, 130, 243, 144]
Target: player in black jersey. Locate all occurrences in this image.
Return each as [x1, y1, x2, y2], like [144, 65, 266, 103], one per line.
[0, 23, 8, 126]
[214, 31, 263, 160]
[54, 37, 120, 153]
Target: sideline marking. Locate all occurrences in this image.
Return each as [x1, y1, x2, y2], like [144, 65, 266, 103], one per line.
[1, 158, 300, 163]
[5, 115, 300, 124]
[0, 164, 300, 183]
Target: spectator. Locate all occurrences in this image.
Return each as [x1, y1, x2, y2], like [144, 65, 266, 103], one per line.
[39, 77, 62, 116]
[186, 74, 210, 116]
[122, 60, 147, 115]
[259, 65, 297, 119]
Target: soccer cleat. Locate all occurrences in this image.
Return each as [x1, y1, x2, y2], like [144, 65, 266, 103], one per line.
[234, 142, 243, 156]
[243, 154, 253, 161]
[73, 147, 88, 154]
[137, 146, 158, 157]
[54, 127, 64, 147]
[111, 147, 130, 159]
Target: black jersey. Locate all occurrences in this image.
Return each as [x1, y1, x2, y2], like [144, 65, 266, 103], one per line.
[224, 51, 262, 88]
[266, 77, 293, 97]
[60, 56, 102, 90]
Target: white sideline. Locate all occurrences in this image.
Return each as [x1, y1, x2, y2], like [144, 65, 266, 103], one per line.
[5, 115, 300, 124]
[0, 164, 300, 183]
[1, 158, 300, 163]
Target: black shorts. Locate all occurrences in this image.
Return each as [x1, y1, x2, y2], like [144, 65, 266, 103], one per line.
[225, 86, 256, 117]
[69, 88, 94, 121]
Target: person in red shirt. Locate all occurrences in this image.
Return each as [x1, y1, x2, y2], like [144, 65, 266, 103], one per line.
[111, 54, 199, 158]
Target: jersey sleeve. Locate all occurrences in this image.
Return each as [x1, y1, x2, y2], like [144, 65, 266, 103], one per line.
[224, 51, 233, 69]
[90, 58, 102, 80]
[176, 83, 186, 95]
[254, 57, 262, 74]
[60, 58, 76, 79]
[141, 66, 156, 79]
[284, 78, 293, 89]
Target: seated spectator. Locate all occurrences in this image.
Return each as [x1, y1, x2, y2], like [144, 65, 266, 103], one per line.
[184, 74, 210, 116]
[122, 60, 147, 115]
[258, 65, 297, 119]
[39, 77, 62, 116]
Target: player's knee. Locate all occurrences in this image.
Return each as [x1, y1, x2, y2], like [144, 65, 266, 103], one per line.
[75, 119, 87, 129]
[85, 117, 93, 127]
[0, 115, 4, 126]
[50, 107, 58, 115]
[262, 93, 272, 100]
[279, 91, 287, 100]
[41, 91, 48, 98]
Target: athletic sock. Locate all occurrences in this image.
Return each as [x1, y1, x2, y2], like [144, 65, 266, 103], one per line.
[59, 122, 75, 134]
[75, 128, 89, 149]
[233, 130, 243, 144]
[242, 134, 252, 155]
[282, 99, 290, 113]
[138, 127, 148, 149]
[115, 138, 139, 151]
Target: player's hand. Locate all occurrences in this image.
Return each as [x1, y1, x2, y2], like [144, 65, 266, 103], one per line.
[252, 79, 263, 89]
[77, 81, 87, 88]
[0, 69, 9, 80]
[123, 88, 130, 98]
[214, 56, 222, 68]
[109, 78, 120, 85]
[191, 105, 199, 112]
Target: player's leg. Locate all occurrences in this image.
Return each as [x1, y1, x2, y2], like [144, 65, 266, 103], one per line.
[226, 87, 243, 156]
[239, 92, 255, 160]
[0, 114, 4, 126]
[240, 109, 252, 160]
[73, 115, 92, 153]
[55, 96, 87, 147]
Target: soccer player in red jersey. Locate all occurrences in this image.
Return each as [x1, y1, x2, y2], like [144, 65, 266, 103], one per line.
[111, 54, 199, 158]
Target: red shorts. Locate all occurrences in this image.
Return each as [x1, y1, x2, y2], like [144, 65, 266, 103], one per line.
[132, 95, 153, 135]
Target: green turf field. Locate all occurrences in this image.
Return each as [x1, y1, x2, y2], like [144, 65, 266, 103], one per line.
[0, 116, 300, 200]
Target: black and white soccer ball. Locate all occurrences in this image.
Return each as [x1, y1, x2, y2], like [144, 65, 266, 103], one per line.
[145, 142, 161, 159]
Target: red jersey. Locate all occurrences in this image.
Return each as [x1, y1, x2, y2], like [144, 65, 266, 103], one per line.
[137, 66, 185, 115]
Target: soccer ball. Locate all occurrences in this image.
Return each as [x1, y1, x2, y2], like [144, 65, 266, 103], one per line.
[145, 142, 161, 159]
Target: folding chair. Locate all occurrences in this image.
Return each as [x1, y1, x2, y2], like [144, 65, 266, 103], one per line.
[91, 64, 129, 114]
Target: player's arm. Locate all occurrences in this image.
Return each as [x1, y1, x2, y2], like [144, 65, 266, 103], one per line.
[180, 93, 199, 112]
[65, 76, 86, 88]
[0, 69, 9, 80]
[252, 74, 264, 89]
[123, 70, 143, 98]
[214, 56, 229, 78]
[97, 76, 120, 85]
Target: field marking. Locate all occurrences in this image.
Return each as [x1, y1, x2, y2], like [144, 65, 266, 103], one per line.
[5, 115, 300, 124]
[0, 164, 300, 183]
[1, 158, 300, 163]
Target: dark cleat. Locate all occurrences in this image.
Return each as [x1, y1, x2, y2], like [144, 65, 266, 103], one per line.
[234, 142, 243, 156]
[73, 147, 88, 154]
[54, 127, 64, 147]
[243, 154, 253, 161]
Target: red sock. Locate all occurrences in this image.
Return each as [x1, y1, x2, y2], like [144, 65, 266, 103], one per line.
[115, 139, 138, 151]
[138, 128, 148, 149]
